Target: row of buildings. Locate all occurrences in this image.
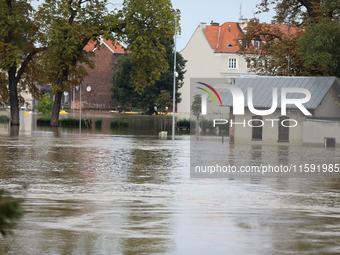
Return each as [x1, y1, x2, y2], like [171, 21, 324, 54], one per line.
[180, 19, 340, 147]
[30, 17, 340, 147]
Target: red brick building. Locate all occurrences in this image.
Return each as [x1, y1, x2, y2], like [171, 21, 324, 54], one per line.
[71, 39, 125, 110]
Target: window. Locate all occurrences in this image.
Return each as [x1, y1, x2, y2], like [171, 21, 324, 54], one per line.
[252, 116, 263, 140]
[254, 40, 260, 49]
[278, 117, 289, 142]
[229, 58, 237, 69]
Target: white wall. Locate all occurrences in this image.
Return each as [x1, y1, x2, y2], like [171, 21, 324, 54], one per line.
[178, 23, 252, 116]
[234, 109, 303, 146]
[314, 89, 340, 117]
[303, 120, 340, 147]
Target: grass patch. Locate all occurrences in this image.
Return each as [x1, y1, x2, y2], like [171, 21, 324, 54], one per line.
[110, 120, 129, 128]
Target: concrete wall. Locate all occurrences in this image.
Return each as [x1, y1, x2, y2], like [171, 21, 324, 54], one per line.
[233, 108, 304, 146]
[303, 120, 340, 147]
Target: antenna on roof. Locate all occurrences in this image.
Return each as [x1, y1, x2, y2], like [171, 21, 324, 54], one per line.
[239, 2, 243, 19]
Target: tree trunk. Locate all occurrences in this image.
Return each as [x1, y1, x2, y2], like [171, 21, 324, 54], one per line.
[50, 91, 63, 127]
[8, 67, 20, 126]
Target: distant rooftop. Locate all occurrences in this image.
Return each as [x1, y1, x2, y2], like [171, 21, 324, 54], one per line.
[222, 76, 340, 109]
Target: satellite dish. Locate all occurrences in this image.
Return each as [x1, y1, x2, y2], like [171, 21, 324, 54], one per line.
[63, 91, 68, 96]
[86, 86, 91, 92]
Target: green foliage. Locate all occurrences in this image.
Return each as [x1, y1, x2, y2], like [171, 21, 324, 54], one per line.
[191, 94, 201, 118]
[0, 0, 42, 124]
[243, 0, 340, 77]
[111, 47, 186, 112]
[0, 189, 24, 236]
[36, 117, 51, 126]
[110, 120, 119, 128]
[200, 119, 214, 130]
[177, 118, 190, 128]
[177, 118, 198, 130]
[110, 120, 129, 128]
[37, 117, 92, 127]
[155, 90, 171, 114]
[36, 0, 178, 126]
[115, 0, 179, 92]
[0, 115, 9, 122]
[59, 118, 92, 127]
[36, 93, 54, 114]
[95, 118, 103, 127]
[299, 18, 340, 76]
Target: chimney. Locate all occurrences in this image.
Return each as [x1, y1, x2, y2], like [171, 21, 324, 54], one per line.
[200, 22, 206, 30]
[210, 20, 220, 26]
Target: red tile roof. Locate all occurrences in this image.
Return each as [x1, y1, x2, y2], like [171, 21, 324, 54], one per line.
[84, 38, 125, 53]
[203, 25, 220, 50]
[203, 21, 301, 53]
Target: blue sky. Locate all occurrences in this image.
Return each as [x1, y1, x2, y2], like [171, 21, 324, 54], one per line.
[170, 0, 276, 51]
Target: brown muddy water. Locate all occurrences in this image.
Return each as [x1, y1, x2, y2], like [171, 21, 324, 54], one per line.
[0, 112, 339, 254]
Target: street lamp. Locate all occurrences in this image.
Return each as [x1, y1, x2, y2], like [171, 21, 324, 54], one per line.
[79, 76, 83, 132]
[172, 8, 180, 141]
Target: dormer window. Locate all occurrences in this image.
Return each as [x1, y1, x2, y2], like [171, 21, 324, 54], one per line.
[227, 44, 233, 47]
[255, 40, 260, 49]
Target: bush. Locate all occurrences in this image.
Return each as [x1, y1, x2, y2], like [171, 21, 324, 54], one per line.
[59, 118, 92, 127]
[110, 120, 119, 128]
[37, 93, 53, 114]
[119, 120, 129, 128]
[0, 189, 24, 236]
[37, 117, 92, 127]
[37, 117, 51, 126]
[95, 119, 103, 127]
[200, 119, 214, 130]
[177, 118, 190, 129]
[110, 120, 129, 128]
[0, 115, 9, 122]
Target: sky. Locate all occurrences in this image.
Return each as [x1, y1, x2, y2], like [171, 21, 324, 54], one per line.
[32, 0, 277, 52]
[170, 0, 276, 51]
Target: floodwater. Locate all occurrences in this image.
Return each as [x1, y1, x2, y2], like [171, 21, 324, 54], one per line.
[0, 112, 340, 254]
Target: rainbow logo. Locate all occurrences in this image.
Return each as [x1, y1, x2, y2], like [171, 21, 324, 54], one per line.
[196, 82, 223, 106]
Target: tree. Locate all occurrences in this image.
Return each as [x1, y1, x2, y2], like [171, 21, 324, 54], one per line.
[155, 90, 171, 114]
[238, 19, 305, 76]
[191, 94, 201, 136]
[243, 0, 340, 76]
[36, 93, 54, 114]
[299, 19, 340, 76]
[111, 45, 186, 113]
[37, 0, 177, 126]
[0, 0, 41, 125]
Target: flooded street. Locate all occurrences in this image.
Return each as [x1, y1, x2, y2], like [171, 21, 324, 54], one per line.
[0, 112, 340, 254]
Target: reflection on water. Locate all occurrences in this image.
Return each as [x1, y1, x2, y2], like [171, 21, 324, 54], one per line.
[0, 112, 339, 254]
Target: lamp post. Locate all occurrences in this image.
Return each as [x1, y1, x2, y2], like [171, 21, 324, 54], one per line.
[172, 9, 180, 141]
[79, 76, 83, 132]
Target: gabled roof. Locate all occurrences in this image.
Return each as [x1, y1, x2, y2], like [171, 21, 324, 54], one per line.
[84, 38, 125, 53]
[203, 22, 242, 52]
[203, 21, 301, 53]
[222, 76, 340, 110]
